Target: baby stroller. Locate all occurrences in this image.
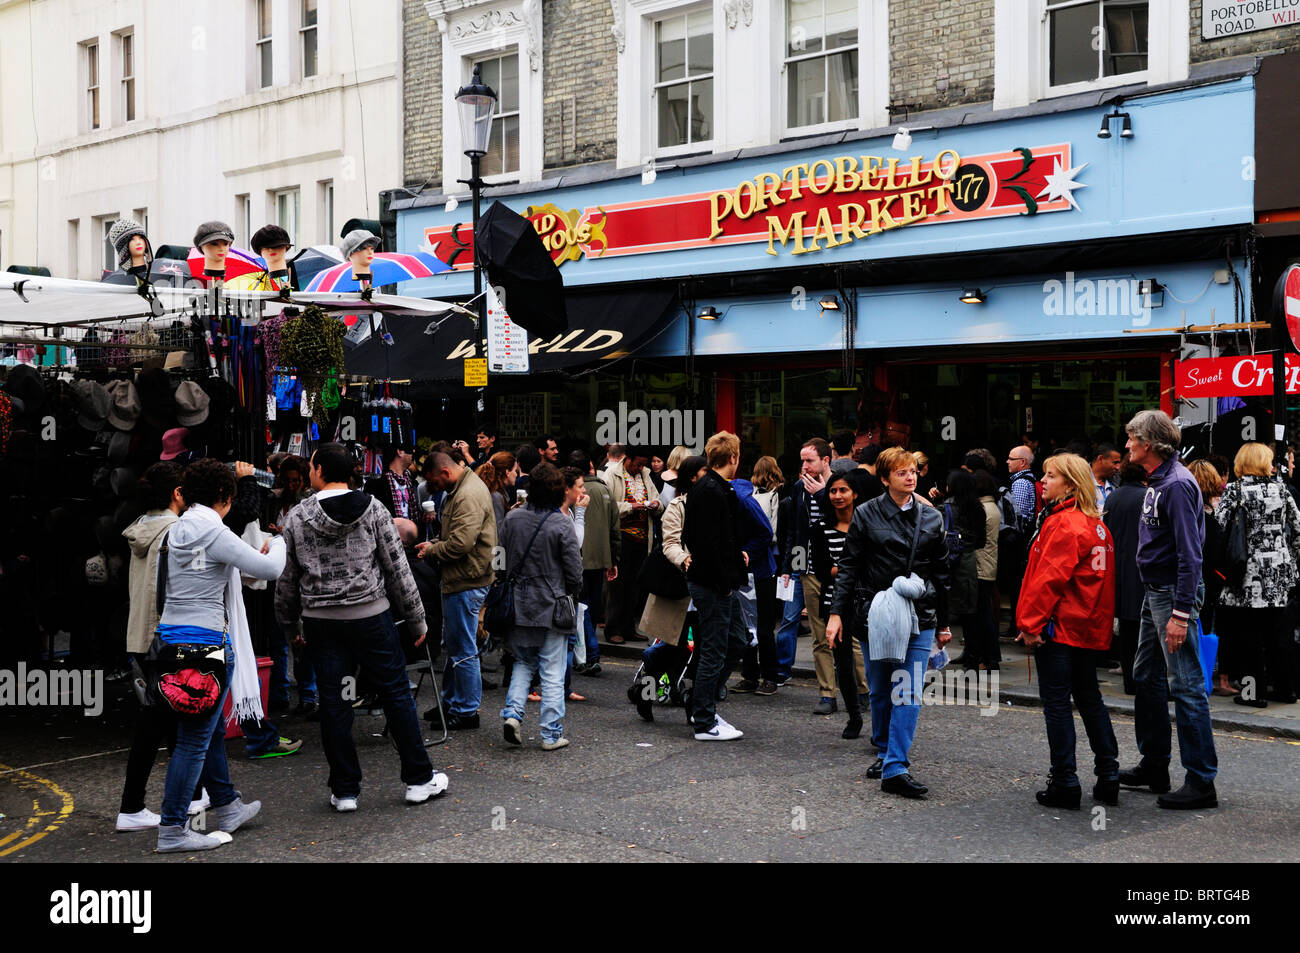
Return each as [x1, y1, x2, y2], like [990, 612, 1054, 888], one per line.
[625, 623, 719, 722]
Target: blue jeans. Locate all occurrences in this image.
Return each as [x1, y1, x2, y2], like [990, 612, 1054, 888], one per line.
[863, 628, 934, 781]
[441, 586, 488, 716]
[304, 610, 434, 797]
[582, 568, 604, 663]
[160, 652, 237, 827]
[501, 631, 568, 743]
[687, 583, 748, 732]
[1134, 584, 1217, 786]
[1035, 639, 1118, 786]
[774, 574, 804, 679]
[241, 715, 285, 756]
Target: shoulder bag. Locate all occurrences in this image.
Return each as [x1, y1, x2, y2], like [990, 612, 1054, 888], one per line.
[151, 531, 227, 719]
[484, 511, 552, 633]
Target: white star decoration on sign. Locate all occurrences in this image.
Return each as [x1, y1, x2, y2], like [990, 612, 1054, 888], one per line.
[1037, 158, 1088, 210]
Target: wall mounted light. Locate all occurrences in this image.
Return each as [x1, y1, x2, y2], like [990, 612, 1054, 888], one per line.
[959, 288, 986, 304]
[1138, 279, 1164, 309]
[642, 157, 657, 186]
[819, 295, 840, 313]
[697, 305, 720, 320]
[1098, 110, 1133, 139]
[891, 127, 912, 151]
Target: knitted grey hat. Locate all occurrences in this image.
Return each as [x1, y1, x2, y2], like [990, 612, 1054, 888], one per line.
[340, 229, 381, 260]
[108, 218, 152, 269]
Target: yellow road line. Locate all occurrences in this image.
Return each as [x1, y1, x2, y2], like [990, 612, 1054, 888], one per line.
[0, 762, 74, 858]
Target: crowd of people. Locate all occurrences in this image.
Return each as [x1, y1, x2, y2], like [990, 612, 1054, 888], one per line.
[109, 408, 1300, 852]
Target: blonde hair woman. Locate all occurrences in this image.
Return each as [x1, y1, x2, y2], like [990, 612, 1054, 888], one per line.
[1016, 453, 1118, 809]
[1212, 442, 1300, 707]
[658, 445, 693, 508]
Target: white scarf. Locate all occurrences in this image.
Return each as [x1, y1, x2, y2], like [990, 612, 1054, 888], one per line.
[186, 505, 263, 726]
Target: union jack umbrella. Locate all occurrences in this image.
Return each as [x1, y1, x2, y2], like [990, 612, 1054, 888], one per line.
[303, 251, 450, 292]
[185, 245, 268, 280]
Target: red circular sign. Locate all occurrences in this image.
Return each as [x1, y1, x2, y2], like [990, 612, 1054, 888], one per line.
[1286, 264, 1300, 354]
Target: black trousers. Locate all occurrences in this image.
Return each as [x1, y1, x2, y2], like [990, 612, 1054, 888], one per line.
[609, 541, 648, 640]
[831, 623, 862, 718]
[1218, 605, 1289, 698]
[741, 576, 779, 682]
[1117, 618, 1139, 695]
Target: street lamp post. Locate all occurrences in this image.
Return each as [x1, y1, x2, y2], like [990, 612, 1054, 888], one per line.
[455, 64, 497, 416]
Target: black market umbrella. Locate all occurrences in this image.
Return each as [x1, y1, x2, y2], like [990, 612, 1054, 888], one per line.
[473, 201, 567, 339]
[99, 259, 197, 286]
[290, 244, 345, 291]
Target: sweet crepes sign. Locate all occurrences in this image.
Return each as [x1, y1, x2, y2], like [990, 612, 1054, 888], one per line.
[423, 143, 1083, 267]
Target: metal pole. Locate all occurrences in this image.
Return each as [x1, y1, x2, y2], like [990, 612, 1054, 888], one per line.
[470, 150, 486, 420]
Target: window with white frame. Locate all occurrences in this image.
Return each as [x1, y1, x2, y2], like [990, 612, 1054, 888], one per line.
[97, 216, 119, 273]
[236, 194, 252, 247]
[319, 180, 334, 244]
[119, 31, 136, 122]
[67, 220, 79, 279]
[132, 208, 148, 237]
[472, 52, 521, 177]
[785, 0, 858, 131]
[1048, 0, 1147, 88]
[654, 8, 712, 152]
[257, 0, 274, 88]
[274, 188, 300, 245]
[301, 0, 318, 78]
[85, 41, 101, 131]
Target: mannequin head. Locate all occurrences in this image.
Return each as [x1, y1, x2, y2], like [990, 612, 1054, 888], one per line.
[340, 229, 381, 280]
[192, 221, 235, 274]
[250, 224, 292, 273]
[109, 218, 152, 272]
[128, 235, 149, 268]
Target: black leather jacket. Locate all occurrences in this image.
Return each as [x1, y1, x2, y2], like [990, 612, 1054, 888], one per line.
[829, 492, 951, 631]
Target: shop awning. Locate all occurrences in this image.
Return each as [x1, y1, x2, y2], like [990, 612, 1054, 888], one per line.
[341, 286, 679, 383]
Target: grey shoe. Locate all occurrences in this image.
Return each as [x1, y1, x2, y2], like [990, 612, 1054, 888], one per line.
[156, 822, 224, 854]
[813, 696, 838, 715]
[211, 794, 262, 833]
[503, 717, 522, 746]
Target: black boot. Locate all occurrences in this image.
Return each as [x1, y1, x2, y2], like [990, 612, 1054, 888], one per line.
[865, 757, 884, 779]
[881, 773, 928, 798]
[1157, 780, 1217, 810]
[1118, 762, 1171, 793]
[1035, 779, 1082, 809]
[841, 716, 863, 739]
[1092, 779, 1120, 806]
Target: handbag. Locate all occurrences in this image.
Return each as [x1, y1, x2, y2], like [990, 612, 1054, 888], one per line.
[553, 593, 577, 632]
[1220, 500, 1250, 588]
[483, 511, 552, 633]
[639, 546, 689, 599]
[151, 531, 226, 719]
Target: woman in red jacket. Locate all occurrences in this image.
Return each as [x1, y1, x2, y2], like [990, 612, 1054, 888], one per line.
[1017, 452, 1119, 810]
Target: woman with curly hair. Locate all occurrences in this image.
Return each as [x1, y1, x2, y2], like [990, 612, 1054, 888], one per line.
[479, 450, 519, 529]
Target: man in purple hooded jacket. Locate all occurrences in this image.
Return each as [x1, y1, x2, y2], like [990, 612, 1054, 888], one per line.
[1120, 410, 1217, 810]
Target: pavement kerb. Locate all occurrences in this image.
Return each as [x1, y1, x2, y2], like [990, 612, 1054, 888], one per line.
[594, 641, 1300, 740]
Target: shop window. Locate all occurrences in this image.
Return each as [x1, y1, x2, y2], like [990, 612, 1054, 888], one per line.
[784, 0, 858, 132]
[472, 52, 521, 177]
[654, 7, 713, 153]
[1048, 0, 1147, 88]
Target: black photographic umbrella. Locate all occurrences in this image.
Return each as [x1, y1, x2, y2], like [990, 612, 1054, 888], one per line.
[473, 201, 567, 339]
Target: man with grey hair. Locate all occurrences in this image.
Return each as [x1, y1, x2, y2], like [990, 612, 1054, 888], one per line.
[1121, 409, 1217, 809]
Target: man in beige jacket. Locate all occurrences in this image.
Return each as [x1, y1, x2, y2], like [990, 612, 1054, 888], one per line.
[417, 449, 497, 729]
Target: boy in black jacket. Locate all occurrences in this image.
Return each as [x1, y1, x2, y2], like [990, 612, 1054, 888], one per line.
[682, 431, 749, 741]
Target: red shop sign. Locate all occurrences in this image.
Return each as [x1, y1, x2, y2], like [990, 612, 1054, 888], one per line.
[1174, 354, 1300, 398]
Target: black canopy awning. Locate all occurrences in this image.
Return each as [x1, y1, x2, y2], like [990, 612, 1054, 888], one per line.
[341, 287, 678, 384]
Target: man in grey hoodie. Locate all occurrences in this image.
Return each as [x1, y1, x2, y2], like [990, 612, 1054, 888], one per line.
[276, 442, 448, 812]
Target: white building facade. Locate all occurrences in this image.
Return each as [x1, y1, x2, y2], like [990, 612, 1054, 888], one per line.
[0, 0, 402, 278]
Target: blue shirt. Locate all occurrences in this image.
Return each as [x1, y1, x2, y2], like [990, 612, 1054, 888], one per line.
[1136, 456, 1204, 616]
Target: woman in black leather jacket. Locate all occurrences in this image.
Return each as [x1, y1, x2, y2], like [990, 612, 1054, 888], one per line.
[826, 447, 952, 798]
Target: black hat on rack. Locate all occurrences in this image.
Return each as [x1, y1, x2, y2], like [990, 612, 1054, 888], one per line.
[2, 365, 46, 419]
[250, 224, 292, 255]
[71, 380, 111, 432]
[135, 367, 175, 430]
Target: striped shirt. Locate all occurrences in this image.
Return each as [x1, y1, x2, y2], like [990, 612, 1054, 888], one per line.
[817, 524, 848, 607]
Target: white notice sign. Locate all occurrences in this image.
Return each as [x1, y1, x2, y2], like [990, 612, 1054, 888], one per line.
[485, 285, 529, 374]
[1202, 0, 1299, 38]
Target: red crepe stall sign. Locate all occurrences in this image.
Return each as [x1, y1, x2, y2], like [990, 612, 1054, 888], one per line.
[1175, 355, 1300, 398]
[423, 143, 1082, 268]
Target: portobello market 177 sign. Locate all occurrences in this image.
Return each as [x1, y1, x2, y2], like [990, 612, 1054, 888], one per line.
[424, 143, 1084, 268]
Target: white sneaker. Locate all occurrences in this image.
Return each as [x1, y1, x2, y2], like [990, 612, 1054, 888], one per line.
[540, 737, 569, 751]
[115, 808, 160, 832]
[188, 788, 210, 816]
[330, 794, 358, 813]
[694, 716, 743, 741]
[503, 717, 522, 746]
[405, 772, 449, 804]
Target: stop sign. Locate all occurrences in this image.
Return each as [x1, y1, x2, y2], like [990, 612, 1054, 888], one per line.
[1286, 264, 1300, 353]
